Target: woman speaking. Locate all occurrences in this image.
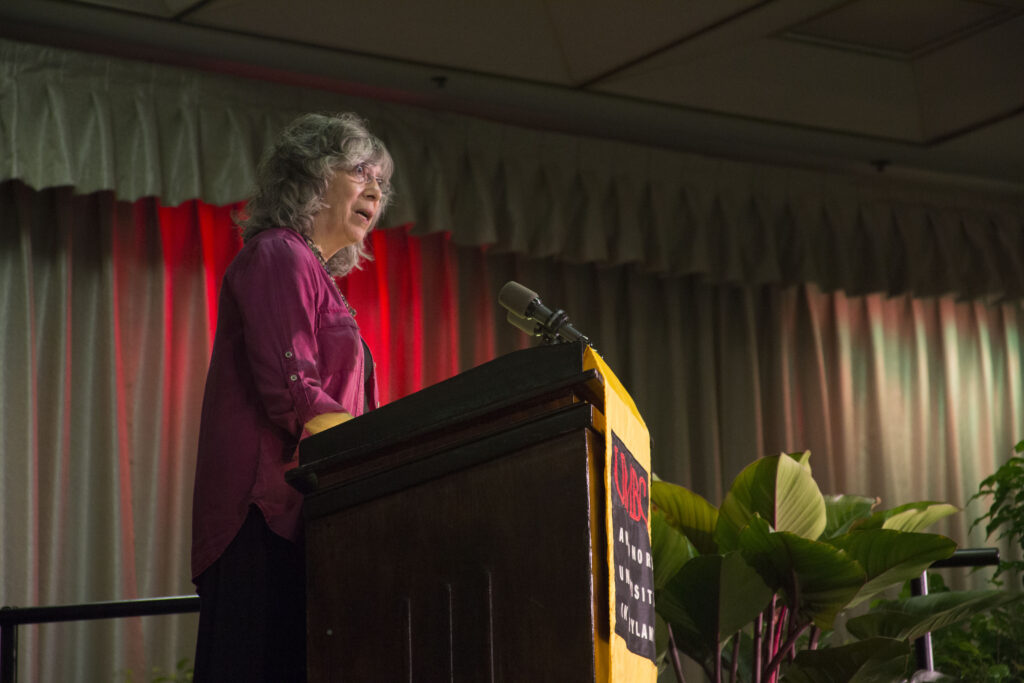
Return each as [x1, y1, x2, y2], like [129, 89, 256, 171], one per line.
[190, 112, 393, 682]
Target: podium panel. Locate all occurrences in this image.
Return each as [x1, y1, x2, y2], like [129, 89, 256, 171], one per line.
[290, 343, 613, 682]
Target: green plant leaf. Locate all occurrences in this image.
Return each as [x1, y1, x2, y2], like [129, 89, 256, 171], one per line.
[717, 454, 827, 551]
[654, 611, 674, 676]
[854, 501, 959, 533]
[969, 451, 1024, 582]
[651, 508, 700, 590]
[656, 551, 773, 660]
[789, 450, 813, 471]
[830, 529, 956, 607]
[822, 494, 878, 539]
[655, 579, 715, 667]
[739, 517, 866, 630]
[662, 613, 717, 670]
[847, 590, 1024, 642]
[651, 480, 719, 555]
[780, 637, 910, 683]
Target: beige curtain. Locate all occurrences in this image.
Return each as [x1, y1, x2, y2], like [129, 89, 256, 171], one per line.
[2, 35, 1023, 682]
[2, 179, 1023, 680]
[3, 37, 1023, 298]
[0, 183, 205, 680]
[481, 253, 1024, 513]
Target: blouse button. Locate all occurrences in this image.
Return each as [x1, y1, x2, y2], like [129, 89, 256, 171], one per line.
[284, 351, 294, 359]
[289, 374, 298, 382]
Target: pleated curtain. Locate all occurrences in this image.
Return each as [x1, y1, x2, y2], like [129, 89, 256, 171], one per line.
[1, 37, 1023, 682]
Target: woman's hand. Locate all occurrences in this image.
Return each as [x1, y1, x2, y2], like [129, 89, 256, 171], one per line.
[303, 411, 354, 435]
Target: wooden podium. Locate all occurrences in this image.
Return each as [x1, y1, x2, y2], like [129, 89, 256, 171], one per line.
[287, 342, 612, 682]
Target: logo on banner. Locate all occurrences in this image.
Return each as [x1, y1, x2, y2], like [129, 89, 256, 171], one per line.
[610, 431, 655, 661]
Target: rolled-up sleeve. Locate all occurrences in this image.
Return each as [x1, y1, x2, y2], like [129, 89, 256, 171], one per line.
[230, 236, 347, 437]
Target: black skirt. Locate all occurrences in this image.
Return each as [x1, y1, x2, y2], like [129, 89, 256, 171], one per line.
[193, 504, 306, 682]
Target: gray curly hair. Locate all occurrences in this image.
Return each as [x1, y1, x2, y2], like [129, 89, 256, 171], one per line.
[239, 112, 394, 276]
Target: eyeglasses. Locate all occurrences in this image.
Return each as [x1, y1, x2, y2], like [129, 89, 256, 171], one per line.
[349, 163, 391, 196]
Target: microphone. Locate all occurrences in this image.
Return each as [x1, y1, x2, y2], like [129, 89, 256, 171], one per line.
[498, 281, 590, 345]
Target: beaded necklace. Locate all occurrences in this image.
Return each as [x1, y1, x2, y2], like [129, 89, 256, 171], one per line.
[304, 236, 357, 317]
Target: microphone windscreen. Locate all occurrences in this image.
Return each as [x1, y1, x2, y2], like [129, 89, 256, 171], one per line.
[498, 281, 539, 316]
[506, 311, 539, 335]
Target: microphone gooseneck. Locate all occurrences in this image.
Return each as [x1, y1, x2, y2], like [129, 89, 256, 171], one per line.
[498, 281, 590, 346]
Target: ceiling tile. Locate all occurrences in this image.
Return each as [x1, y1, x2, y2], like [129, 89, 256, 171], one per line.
[188, 0, 573, 83]
[912, 16, 1024, 140]
[542, 0, 761, 84]
[786, 0, 1010, 56]
[594, 38, 922, 140]
[65, 0, 200, 18]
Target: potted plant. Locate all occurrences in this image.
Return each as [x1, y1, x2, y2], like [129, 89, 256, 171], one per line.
[652, 451, 1020, 682]
[916, 439, 1024, 681]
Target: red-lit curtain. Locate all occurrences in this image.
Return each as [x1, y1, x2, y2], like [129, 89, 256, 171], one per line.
[155, 202, 478, 407]
[0, 179, 520, 682]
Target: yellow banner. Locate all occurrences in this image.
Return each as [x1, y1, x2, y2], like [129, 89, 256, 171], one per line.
[584, 347, 657, 683]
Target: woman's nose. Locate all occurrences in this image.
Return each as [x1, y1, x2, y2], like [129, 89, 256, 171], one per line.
[362, 182, 381, 200]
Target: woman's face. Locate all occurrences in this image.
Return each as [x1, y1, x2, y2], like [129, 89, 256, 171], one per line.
[315, 163, 386, 250]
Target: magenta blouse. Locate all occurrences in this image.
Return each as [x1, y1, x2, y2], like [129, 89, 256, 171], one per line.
[191, 228, 378, 581]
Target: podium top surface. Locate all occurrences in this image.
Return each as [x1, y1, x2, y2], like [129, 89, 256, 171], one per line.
[295, 341, 601, 474]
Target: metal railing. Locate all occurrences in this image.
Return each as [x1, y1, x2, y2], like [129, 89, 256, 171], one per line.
[0, 595, 199, 683]
[0, 548, 1003, 682]
[912, 547, 1001, 672]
